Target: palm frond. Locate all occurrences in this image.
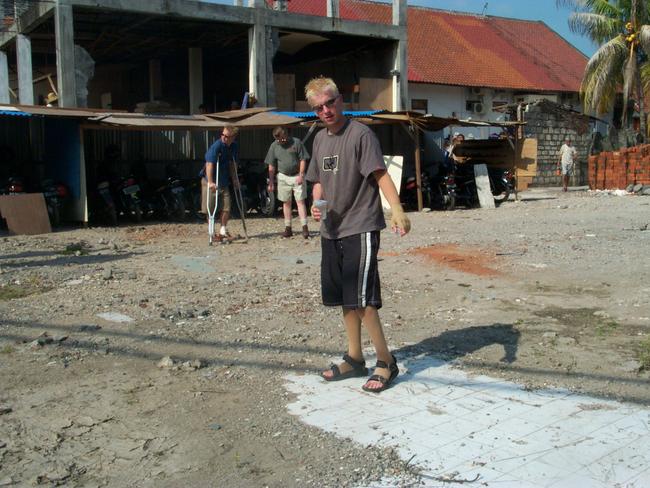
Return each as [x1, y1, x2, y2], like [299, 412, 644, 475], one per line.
[637, 24, 650, 54]
[568, 12, 622, 43]
[556, 0, 582, 9]
[584, 0, 625, 18]
[581, 36, 628, 114]
[640, 61, 650, 91]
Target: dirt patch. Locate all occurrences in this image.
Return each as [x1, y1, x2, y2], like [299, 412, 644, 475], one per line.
[1, 189, 650, 486]
[124, 223, 205, 242]
[408, 243, 502, 276]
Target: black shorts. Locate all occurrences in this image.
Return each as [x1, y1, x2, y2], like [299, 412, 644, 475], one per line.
[321, 231, 382, 309]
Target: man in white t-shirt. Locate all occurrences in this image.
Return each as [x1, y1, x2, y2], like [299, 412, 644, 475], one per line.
[558, 138, 577, 192]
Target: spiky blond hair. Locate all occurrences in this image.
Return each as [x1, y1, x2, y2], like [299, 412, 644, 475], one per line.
[304, 76, 339, 103]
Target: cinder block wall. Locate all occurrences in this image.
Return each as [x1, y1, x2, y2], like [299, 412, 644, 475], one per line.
[588, 146, 650, 189]
[523, 105, 591, 187]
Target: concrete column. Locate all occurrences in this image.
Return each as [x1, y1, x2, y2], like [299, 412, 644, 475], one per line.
[248, 23, 271, 107]
[392, 41, 407, 111]
[188, 47, 203, 114]
[327, 0, 339, 18]
[391, 0, 408, 111]
[16, 34, 34, 105]
[149, 59, 161, 101]
[233, 0, 243, 5]
[54, 3, 77, 107]
[392, 0, 406, 27]
[0, 51, 9, 104]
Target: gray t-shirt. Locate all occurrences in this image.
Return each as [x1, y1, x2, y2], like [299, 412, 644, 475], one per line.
[264, 137, 310, 176]
[306, 119, 386, 239]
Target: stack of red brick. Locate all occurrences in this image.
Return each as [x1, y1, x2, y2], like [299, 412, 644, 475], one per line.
[588, 145, 650, 189]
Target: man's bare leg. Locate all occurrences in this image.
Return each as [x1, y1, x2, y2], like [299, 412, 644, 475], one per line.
[321, 308, 364, 379]
[220, 210, 230, 228]
[283, 200, 292, 227]
[297, 198, 308, 221]
[357, 306, 394, 390]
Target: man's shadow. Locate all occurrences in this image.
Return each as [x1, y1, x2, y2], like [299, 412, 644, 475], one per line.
[394, 323, 520, 378]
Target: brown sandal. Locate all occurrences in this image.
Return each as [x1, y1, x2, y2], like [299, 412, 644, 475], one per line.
[362, 354, 399, 393]
[322, 354, 369, 382]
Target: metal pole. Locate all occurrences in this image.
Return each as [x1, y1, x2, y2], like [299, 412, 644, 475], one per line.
[414, 126, 423, 211]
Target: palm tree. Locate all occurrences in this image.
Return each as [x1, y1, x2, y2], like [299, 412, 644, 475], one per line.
[558, 0, 650, 139]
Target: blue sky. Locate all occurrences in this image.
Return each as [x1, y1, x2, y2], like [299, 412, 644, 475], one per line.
[409, 0, 597, 57]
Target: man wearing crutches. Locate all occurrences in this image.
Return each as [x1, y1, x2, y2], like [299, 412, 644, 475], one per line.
[204, 124, 239, 243]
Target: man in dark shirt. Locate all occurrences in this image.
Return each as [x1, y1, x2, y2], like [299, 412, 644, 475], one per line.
[305, 76, 411, 393]
[204, 124, 239, 243]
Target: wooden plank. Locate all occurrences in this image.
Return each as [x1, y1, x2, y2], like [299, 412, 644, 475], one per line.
[380, 155, 403, 210]
[274, 73, 295, 111]
[516, 176, 533, 192]
[0, 193, 52, 235]
[516, 138, 538, 177]
[360, 77, 392, 111]
[474, 163, 495, 209]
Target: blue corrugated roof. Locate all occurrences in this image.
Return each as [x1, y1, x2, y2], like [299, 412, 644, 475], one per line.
[0, 109, 31, 117]
[272, 110, 384, 119]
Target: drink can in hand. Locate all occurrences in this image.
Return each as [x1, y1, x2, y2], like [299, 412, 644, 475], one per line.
[314, 199, 328, 221]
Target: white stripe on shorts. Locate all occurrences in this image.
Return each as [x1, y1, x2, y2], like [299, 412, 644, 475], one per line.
[360, 232, 372, 307]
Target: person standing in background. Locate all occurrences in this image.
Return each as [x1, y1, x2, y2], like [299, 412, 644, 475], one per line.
[266, 127, 311, 238]
[558, 137, 577, 192]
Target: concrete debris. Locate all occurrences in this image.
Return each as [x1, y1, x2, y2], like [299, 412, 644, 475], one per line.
[157, 356, 175, 368]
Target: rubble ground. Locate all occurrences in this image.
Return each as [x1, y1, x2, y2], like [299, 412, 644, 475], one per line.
[1, 188, 649, 487]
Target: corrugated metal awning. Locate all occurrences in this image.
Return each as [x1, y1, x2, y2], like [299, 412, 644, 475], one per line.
[88, 113, 224, 129]
[0, 103, 109, 118]
[273, 110, 384, 119]
[0, 108, 31, 117]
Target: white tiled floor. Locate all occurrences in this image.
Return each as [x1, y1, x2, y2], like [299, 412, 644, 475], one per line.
[284, 355, 650, 487]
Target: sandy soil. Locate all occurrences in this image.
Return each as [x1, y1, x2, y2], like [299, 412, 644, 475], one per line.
[1, 188, 649, 487]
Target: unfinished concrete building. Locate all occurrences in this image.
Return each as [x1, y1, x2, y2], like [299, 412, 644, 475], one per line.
[0, 0, 408, 112]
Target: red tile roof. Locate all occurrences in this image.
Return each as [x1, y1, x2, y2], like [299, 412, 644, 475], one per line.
[285, 2, 588, 92]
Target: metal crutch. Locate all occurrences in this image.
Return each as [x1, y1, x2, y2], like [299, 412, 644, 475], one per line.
[231, 160, 249, 241]
[206, 162, 219, 246]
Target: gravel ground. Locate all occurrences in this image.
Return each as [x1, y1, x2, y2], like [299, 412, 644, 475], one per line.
[1, 187, 649, 487]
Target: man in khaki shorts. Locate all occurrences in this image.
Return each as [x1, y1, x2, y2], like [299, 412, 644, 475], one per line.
[266, 127, 310, 238]
[202, 125, 239, 243]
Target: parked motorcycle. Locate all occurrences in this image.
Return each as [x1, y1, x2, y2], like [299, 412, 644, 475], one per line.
[0, 176, 26, 195]
[150, 176, 186, 221]
[401, 172, 434, 211]
[179, 177, 202, 220]
[113, 175, 144, 222]
[490, 168, 515, 205]
[231, 160, 276, 217]
[426, 159, 457, 211]
[453, 163, 480, 208]
[92, 179, 118, 226]
[40, 179, 70, 226]
[162, 164, 201, 221]
[452, 162, 515, 208]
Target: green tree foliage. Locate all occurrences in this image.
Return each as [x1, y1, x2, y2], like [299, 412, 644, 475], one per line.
[558, 0, 650, 138]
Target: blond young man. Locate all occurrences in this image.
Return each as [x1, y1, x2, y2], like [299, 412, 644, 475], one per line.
[304, 76, 411, 393]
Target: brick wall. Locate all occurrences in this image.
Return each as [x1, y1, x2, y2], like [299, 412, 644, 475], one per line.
[588, 145, 650, 190]
[524, 104, 591, 187]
